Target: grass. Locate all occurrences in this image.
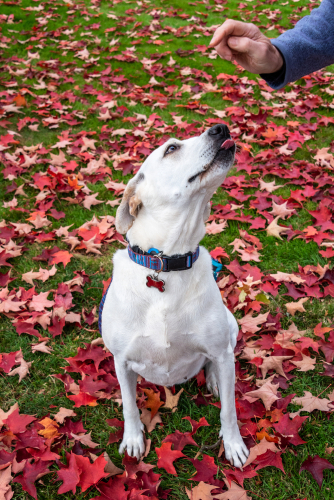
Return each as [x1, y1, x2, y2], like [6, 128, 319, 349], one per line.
[0, 0, 334, 498]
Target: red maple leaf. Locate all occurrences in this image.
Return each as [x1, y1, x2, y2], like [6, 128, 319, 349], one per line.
[122, 452, 155, 479]
[273, 414, 307, 446]
[13, 459, 52, 499]
[182, 416, 210, 435]
[254, 449, 285, 473]
[319, 332, 334, 362]
[3, 408, 36, 434]
[0, 351, 18, 373]
[314, 322, 332, 341]
[57, 452, 80, 494]
[49, 250, 73, 268]
[76, 453, 108, 492]
[67, 343, 111, 372]
[300, 455, 334, 488]
[155, 442, 185, 474]
[0, 251, 13, 267]
[107, 417, 124, 444]
[210, 246, 229, 260]
[67, 392, 98, 408]
[162, 430, 198, 451]
[224, 466, 258, 487]
[320, 364, 334, 378]
[308, 205, 332, 230]
[187, 454, 218, 483]
[57, 452, 108, 494]
[48, 316, 66, 338]
[95, 476, 128, 500]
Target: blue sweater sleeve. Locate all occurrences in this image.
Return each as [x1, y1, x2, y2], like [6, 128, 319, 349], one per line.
[261, 0, 334, 89]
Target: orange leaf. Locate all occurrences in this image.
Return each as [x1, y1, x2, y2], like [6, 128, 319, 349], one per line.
[256, 429, 279, 443]
[38, 417, 60, 439]
[67, 393, 98, 407]
[68, 175, 83, 190]
[49, 250, 73, 268]
[14, 94, 27, 107]
[143, 388, 164, 419]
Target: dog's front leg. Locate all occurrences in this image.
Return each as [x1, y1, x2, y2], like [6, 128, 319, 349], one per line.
[212, 350, 249, 468]
[114, 357, 145, 460]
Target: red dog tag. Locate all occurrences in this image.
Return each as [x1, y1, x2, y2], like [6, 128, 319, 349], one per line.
[146, 275, 165, 292]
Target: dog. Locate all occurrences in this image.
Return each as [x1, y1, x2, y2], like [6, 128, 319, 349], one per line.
[101, 124, 249, 468]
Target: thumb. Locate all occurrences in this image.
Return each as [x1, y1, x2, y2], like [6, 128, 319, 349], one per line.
[227, 36, 258, 54]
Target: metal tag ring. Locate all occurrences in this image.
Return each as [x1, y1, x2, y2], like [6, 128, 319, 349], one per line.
[155, 251, 164, 274]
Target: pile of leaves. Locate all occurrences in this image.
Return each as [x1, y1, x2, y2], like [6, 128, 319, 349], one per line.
[0, 0, 334, 498]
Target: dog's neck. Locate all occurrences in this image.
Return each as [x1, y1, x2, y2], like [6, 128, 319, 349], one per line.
[126, 193, 209, 255]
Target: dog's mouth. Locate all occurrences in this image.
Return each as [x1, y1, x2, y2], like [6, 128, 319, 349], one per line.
[188, 138, 235, 183]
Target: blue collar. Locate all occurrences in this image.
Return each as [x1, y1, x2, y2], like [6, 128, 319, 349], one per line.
[127, 244, 200, 273]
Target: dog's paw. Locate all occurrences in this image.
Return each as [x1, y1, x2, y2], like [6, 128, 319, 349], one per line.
[119, 422, 145, 460]
[205, 362, 219, 397]
[219, 431, 249, 469]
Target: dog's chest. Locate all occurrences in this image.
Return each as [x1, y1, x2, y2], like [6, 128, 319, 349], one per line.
[123, 302, 208, 386]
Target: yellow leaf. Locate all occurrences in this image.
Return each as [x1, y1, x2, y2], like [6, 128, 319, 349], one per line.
[38, 417, 60, 439]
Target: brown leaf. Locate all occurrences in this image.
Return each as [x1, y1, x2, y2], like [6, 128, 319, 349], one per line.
[291, 354, 316, 372]
[89, 451, 123, 476]
[0, 465, 13, 499]
[266, 217, 289, 239]
[290, 391, 332, 417]
[244, 379, 279, 411]
[163, 387, 184, 412]
[260, 355, 292, 379]
[31, 341, 53, 354]
[238, 312, 269, 334]
[140, 408, 162, 433]
[285, 297, 308, 316]
[53, 407, 77, 424]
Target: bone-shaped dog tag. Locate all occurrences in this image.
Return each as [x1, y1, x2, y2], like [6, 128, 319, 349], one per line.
[146, 275, 165, 292]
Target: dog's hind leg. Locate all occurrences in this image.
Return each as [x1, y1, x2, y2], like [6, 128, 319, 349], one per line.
[114, 357, 145, 460]
[205, 361, 219, 397]
[225, 306, 239, 349]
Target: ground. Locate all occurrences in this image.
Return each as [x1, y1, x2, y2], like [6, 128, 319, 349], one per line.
[0, 0, 334, 499]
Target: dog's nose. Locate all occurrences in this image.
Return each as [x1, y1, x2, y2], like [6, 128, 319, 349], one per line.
[208, 124, 230, 138]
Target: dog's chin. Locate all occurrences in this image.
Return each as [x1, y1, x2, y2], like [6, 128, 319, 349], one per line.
[212, 143, 236, 168]
[202, 144, 235, 180]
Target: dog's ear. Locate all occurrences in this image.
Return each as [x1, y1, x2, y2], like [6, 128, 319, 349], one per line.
[115, 178, 142, 234]
[203, 202, 211, 222]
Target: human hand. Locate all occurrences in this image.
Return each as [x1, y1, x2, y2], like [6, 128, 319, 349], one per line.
[209, 20, 283, 74]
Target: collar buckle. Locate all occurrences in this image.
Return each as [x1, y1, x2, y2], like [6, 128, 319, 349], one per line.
[163, 251, 194, 272]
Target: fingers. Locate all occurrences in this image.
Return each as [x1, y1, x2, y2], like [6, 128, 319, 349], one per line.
[227, 36, 259, 54]
[209, 19, 259, 48]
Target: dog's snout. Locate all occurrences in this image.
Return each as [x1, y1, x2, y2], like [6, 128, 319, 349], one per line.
[208, 124, 230, 138]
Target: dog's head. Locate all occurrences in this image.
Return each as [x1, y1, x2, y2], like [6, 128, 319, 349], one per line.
[116, 124, 235, 247]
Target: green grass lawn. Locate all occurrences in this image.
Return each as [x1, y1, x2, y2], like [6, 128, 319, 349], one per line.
[0, 0, 334, 498]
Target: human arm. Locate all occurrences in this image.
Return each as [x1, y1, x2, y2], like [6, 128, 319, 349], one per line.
[209, 0, 334, 89]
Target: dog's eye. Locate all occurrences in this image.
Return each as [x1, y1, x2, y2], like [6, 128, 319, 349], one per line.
[165, 144, 178, 155]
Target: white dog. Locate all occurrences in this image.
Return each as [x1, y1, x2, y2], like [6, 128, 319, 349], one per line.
[101, 124, 249, 468]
